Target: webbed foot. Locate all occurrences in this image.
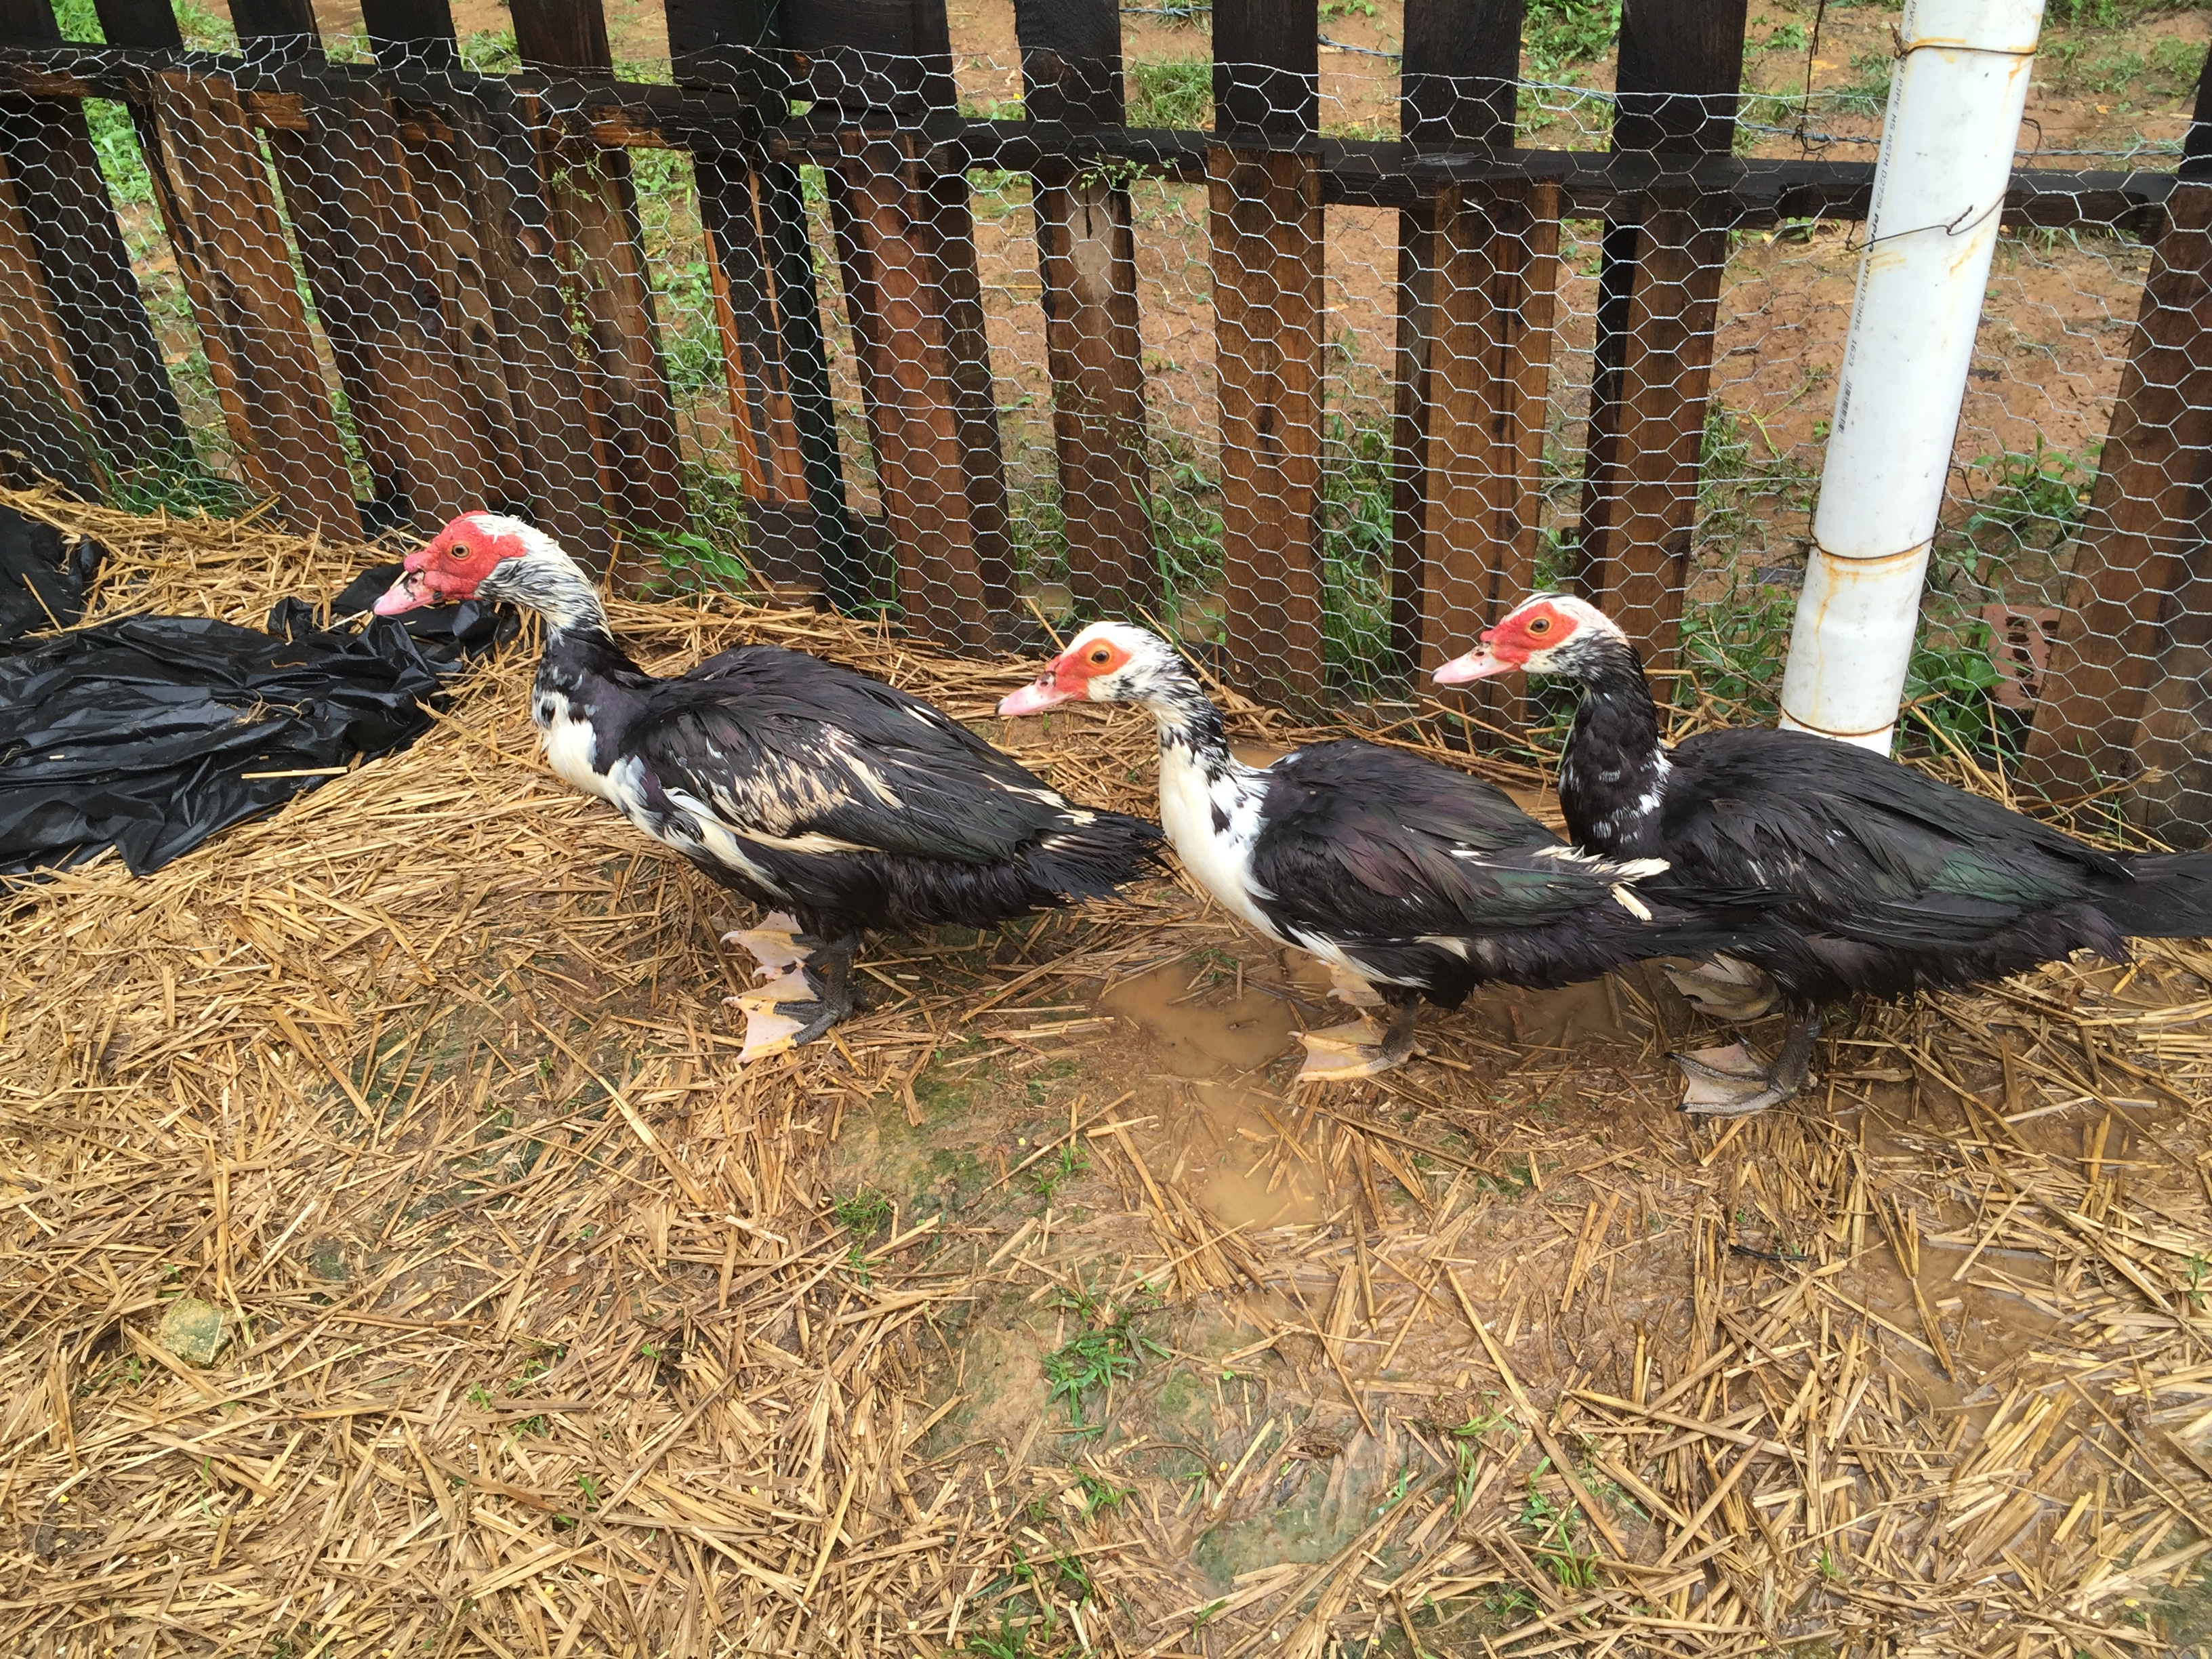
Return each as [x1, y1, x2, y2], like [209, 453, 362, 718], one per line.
[720, 922, 860, 1063]
[1660, 956, 1781, 1022]
[1669, 1012, 1820, 1117]
[1294, 1000, 1420, 1082]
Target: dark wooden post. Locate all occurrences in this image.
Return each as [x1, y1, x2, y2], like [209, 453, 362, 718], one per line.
[1573, 0, 1748, 672]
[1210, 0, 1326, 705]
[672, 0, 859, 600]
[2023, 59, 2212, 832]
[799, 0, 1015, 649]
[101, 0, 369, 533]
[0, 0, 184, 484]
[510, 0, 687, 573]
[0, 108, 94, 490]
[1017, 0, 1155, 617]
[207, 0, 501, 531]
[361, 0, 613, 568]
[1391, 0, 1556, 741]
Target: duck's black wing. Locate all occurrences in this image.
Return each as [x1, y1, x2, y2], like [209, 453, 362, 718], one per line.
[626, 644, 1159, 885]
[1662, 727, 2135, 951]
[1242, 740, 1599, 935]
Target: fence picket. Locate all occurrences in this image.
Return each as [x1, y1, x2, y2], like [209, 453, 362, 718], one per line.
[513, 0, 687, 577]
[1020, 0, 1153, 617]
[1401, 181, 1559, 731]
[0, 127, 93, 490]
[0, 0, 183, 482]
[1212, 0, 1324, 705]
[2025, 183, 2212, 815]
[142, 68, 363, 533]
[832, 131, 1013, 648]
[1391, 0, 1536, 736]
[1575, 0, 1748, 674]
[361, 0, 610, 568]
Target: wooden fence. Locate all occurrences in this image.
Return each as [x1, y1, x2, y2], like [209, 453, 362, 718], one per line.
[0, 0, 2208, 827]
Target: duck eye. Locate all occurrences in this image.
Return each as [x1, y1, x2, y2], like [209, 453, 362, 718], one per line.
[1527, 617, 1551, 635]
[1088, 647, 1112, 666]
[449, 544, 471, 561]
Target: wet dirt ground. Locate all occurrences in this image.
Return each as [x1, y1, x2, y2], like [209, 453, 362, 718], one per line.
[804, 893, 2212, 1644]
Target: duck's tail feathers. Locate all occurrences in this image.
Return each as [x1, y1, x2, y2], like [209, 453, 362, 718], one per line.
[1025, 810, 1166, 899]
[2105, 849, 2212, 939]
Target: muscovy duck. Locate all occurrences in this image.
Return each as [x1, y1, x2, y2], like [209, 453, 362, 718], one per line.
[998, 621, 1754, 1078]
[374, 514, 1162, 1057]
[1438, 592, 2212, 1113]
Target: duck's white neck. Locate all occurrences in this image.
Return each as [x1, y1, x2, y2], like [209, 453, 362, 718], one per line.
[486, 534, 613, 639]
[1128, 665, 1281, 941]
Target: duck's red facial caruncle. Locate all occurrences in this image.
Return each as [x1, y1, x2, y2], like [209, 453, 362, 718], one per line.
[373, 514, 525, 615]
[998, 628, 1134, 716]
[1434, 595, 1592, 684]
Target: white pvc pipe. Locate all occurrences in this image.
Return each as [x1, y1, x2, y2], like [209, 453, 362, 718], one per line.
[1778, 0, 2045, 753]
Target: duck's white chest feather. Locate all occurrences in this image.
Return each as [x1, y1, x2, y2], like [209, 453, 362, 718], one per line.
[535, 690, 647, 817]
[1157, 745, 1284, 944]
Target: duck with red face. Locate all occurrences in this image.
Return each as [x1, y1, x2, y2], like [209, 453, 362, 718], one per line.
[1437, 592, 2212, 1113]
[378, 514, 1162, 1059]
[1000, 621, 1755, 1079]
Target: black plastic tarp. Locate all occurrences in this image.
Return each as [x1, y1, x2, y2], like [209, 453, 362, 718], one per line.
[1, 562, 512, 879]
[0, 503, 104, 645]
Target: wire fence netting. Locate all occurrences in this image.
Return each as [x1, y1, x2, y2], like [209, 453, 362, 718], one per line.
[2, 34, 2207, 834]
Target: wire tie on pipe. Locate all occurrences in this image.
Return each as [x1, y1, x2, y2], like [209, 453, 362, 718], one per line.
[1847, 195, 2003, 256]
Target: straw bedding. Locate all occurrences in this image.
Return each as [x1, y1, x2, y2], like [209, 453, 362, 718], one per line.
[1, 487, 2207, 1658]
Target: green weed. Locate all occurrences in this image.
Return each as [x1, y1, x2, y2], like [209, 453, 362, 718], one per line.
[1147, 438, 1227, 626]
[833, 1188, 894, 1235]
[1835, 50, 1896, 116]
[100, 445, 258, 520]
[1319, 412, 1396, 693]
[1485, 1583, 1542, 1620]
[1954, 437, 2095, 565]
[1040, 1279, 1166, 1429]
[1473, 1155, 1540, 1200]
[1075, 1469, 1134, 1515]
[1675, 575, 1795, 722]
[1517, 1471, 1599, 1591]
[964, 1617, 1037, 1659]
[1029, 1142, 1089, 1204]
[1450, 1399, 1514, 1513]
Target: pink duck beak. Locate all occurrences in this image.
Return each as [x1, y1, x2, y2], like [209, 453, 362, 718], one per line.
[998, 670, 1076, 716]
[371, 565, 430, 616]
[1434, 643, 1510, 685]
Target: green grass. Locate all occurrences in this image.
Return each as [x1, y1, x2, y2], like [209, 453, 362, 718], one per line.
[1318, 413, 1396, 695]
[2046, 33, 2207, 99]
[1835, 50, 1897, 117]
[1126, 60, 1212, 129]
[964, 1617, 1040, 1658]
[1139, 413, 1400, 692]
[1073, 1469, 1133, 1515]
[1516, 1471, 1599, 1593]
[1523, 0, 1621, 79]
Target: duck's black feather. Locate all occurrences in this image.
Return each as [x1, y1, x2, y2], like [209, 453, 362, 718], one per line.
[1244, 741, 1753, 1006]
[1555, 635, 2212, 1009]
[543, 635, 1161, 938]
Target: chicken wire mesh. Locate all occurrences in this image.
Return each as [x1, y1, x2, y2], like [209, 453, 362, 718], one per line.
[1, 25, 2207, 837]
